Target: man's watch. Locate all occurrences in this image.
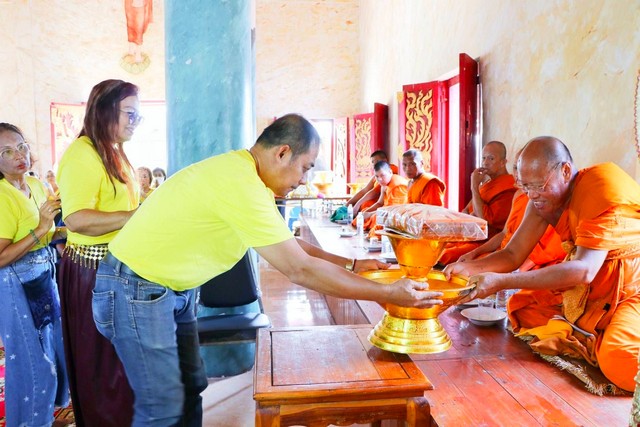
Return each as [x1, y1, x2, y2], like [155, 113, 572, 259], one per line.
[345, 258, 355, 272]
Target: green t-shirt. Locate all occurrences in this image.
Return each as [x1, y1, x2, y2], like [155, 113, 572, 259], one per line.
[57, 136, 139, 245]
[109, 149, 293, 291]
[0, 176, 54, 250]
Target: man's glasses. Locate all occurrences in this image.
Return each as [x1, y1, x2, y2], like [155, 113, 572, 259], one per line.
[517, 162, 562, 194]
[0, 142, 30, 161]
[120, 109, 144, 126]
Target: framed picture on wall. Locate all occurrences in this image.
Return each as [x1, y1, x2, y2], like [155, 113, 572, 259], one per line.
[50, 101, 167, 171]
[50, 102, 85, 167]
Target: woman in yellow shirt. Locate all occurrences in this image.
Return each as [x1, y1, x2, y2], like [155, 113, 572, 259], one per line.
[0, 123, 68, 426]
[137, 166, 154, 203]
[57, 80, 141, 427]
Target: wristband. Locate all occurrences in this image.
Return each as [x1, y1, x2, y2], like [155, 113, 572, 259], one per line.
[345, 258, 355, 272]
[29, 229, 41, 245]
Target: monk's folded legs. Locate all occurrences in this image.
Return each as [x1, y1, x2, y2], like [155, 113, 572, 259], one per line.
[596, 294, 640, 392]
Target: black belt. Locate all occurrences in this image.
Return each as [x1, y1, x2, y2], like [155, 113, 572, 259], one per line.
[102, 252, 144, 279]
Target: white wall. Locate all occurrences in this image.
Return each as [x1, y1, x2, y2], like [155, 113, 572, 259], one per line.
[359, 0, 640, 176]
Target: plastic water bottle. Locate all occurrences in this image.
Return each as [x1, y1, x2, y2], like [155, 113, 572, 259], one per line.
[347, 205, 354, 223]
[356, 213, 364, 238]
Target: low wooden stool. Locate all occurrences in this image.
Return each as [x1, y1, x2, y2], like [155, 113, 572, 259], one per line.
[254, 325, 432, 427]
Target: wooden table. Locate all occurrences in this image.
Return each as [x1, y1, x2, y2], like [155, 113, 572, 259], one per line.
[298, 215, 633, 426]
[253, 325, 432, 427]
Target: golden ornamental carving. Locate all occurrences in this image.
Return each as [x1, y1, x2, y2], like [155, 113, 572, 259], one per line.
[333, 122, 347, 180]
[405, 89, 434, 168]
[354, 117, 372, 181]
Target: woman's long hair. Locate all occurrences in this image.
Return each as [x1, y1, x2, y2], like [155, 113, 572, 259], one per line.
[79, 79, 138, 191]
[0, 123, 27, 180]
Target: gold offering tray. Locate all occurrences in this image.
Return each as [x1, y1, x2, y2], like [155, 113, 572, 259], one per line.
[360, 269, 474, 354]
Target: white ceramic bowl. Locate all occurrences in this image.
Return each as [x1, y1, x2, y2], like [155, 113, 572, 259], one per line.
[460, 307, 507, 326]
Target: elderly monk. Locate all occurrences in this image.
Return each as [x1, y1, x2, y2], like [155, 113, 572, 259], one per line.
[439, 140, 517, 264]
[347, 150, 398, 216]
[402, 149, 445, 206]
[459, 147, 564, 271]
[445, 136, 640, 392]
[361, 161, 408, 232]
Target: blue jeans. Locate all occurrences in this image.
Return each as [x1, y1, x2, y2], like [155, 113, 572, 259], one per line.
[0, 247, 69, 427]
[93, 255, 208, 427]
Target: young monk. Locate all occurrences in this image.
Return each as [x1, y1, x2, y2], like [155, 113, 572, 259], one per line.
[445, 136, 640, 392]
[401, 149, 445, 206]
[439, 140, 517, 264]
[360, 161, 408, 233]
[347, 150, 398, 216]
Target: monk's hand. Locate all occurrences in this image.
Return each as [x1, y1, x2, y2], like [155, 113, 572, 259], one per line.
[458, 250, 478, 263]
[387, 278, 443, 308]
[459, 272, 503, 304]
[353, 258, 390, 273]
[443, 262, 470, 281]
[470, 168, 486, 190]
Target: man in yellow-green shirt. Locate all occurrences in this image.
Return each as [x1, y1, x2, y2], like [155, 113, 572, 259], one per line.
[94, 114, 444, 425]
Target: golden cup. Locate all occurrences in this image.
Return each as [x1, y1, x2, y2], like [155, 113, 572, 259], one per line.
[312, 182, 332, 195]
[378, 231, 446, 279]
[360, 269, 474, 354]
[347, 182, 365, 195]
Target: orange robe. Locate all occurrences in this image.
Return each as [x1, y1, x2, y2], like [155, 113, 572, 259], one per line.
[358, 164, 399, 213]
[439, 174, 517, 264]
[362, 174, 408, 232]
[501, 191, 565, 269]
[407, 172, 445, 206]
[508, 163, 640, 391]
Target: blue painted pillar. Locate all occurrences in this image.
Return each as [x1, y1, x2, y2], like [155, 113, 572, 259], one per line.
[165, 1, 256, 377]
[165, 0, 254, 173]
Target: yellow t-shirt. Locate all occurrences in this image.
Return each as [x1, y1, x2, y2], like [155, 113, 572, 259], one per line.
[109, 149, 293, 291]
[57, 136, 139, 245]
[0, 176, 54, 250]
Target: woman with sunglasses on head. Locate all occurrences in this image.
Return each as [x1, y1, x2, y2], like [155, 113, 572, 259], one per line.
[0, 123, 69, 426]
[57, 79, 142, 426]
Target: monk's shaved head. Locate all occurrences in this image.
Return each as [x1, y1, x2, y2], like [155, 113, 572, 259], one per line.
[402, 149, 423, 162]
[486, 141, 507, 160]
[519, 136, 573, 170]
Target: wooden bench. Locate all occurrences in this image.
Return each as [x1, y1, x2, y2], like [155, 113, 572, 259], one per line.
[253, 325, 432, 426]
[298, 215, 633, 426]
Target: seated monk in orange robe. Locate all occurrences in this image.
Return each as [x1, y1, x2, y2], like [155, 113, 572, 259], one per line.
[359, 161, 408, 233]
[445, 136, 640, 392]
[439, 141, 517, 264]
[347, 150, 398, 216]
[402, 149, 445, 206]
[459, 147, 564, 271]
[459, 189, 565, 271]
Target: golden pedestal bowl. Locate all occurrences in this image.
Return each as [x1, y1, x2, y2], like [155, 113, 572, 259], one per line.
[347, 182, 365, 194]
[313, 182, 332, 195]
[378, 231, 447, 280]
[360, 269, 474, 354]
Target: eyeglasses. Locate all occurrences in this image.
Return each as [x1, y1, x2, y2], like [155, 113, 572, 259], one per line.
[0, 142, 30, 161]
[517, 162, 562, 194]
[120, 109, 144, 126]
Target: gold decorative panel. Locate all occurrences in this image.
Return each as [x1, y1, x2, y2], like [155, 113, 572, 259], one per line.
[333, 120, 347, 181]
[354, 117, 372, 181]
[405, 89, 434, 168]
